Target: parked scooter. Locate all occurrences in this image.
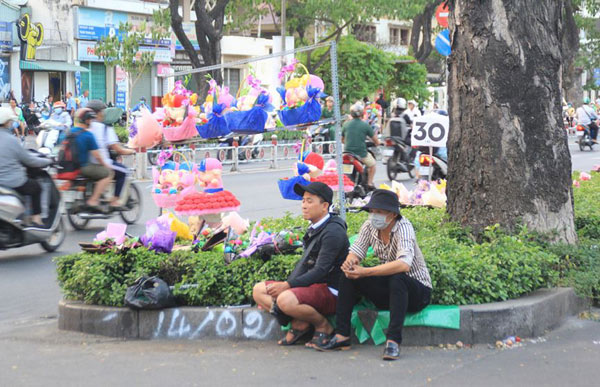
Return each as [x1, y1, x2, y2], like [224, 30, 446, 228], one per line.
[577, 124, 596, 151]
[0, 151, 65, 252]
[416, 147, 448, 181]
[55, 173, 142, 230]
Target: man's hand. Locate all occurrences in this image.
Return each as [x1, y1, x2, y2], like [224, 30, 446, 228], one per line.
[342, 265, 368, 280]
[341, 255, 359, 272]
[266, 281, 290, 298]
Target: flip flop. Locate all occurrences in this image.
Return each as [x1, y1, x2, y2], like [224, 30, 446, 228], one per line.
[278, 327, 313, 346]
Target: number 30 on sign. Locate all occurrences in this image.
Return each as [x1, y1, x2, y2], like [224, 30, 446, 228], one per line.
[411, 114, 449, 147]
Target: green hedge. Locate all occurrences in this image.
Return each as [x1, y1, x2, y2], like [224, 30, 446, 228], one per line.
[55, 172, 600, 307]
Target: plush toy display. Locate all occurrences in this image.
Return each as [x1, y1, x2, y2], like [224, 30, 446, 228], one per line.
[174, 158, 241, 216]
[312, 159, 354, 192]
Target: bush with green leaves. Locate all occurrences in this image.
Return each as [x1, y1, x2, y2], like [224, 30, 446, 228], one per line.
[56, 199, 598, 307]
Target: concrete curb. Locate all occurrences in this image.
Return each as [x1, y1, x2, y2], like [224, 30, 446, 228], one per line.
[58, 287, 588, 345]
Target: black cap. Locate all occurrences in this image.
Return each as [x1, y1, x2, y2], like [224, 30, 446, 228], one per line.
[362, 189, 400, 215]
[293, 182, 333, 204]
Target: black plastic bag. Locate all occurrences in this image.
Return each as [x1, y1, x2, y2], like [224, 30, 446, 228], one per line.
[124, 276, 176, 310]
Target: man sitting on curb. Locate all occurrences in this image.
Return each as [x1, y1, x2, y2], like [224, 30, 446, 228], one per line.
[252, 182, 350, 346]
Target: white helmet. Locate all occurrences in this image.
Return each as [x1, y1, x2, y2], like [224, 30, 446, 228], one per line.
[350, 102, 365, 118]
[395, 98, 407, 110]
[0, 107, 18, 126]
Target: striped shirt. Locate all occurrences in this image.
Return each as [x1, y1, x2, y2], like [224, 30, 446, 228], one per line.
[350, 217, 432, 288]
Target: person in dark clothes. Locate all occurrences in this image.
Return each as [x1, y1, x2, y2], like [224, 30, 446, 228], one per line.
[314, 190, 432, 361]
[376, 93, 389, 121]
[253, 182, 350, 347]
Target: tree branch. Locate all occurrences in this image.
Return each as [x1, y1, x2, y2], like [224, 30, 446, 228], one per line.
[169, 0, 203, 68]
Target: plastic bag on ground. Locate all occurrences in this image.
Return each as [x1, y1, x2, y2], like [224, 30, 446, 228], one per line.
[124, 276, 176, 310]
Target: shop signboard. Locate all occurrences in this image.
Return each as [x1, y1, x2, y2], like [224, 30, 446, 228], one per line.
[174, 22, 199, 50]
[79, 40, 171, 63]
[76, 8, 170, 46]
[0, 22, 12, 50]
[0, 55, 10, 102]
[115, 65, 128, 110]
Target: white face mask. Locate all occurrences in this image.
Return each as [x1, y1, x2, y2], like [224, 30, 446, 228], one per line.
[54, 108, 63, 114]
[369, 213, 391, 230]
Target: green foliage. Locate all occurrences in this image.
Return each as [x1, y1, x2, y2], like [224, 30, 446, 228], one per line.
[95, 8, 170, 113]
[387, 57, 432, 103]
[572, 171, 600, 240]
[113, 124, 129, 144]
[57, 195, 600, 307]
[302, 36, 395, 106]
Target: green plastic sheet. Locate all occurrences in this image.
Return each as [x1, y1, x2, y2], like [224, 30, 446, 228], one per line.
[351, 300, 461, 345]
[348, 234, 374, 257]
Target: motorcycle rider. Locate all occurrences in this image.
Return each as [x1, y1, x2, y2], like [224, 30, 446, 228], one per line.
[0, 107, 53, 228]
[387, 98, 413, 143]
[576, 97, 598, 144]
[86, 100, 135, 209]
[342, 102, 380, 188]
[50, 101, 73, 132]
[70, 108, 113, 212]
[131, 96, 151, 113]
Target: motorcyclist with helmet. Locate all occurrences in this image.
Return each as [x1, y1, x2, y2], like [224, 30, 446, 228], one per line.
[0, 107, 53, 228]
[387, 98, 413, 143]
[70, 108, 113, 212]
[342, 102, 380, 188]
[50, 101, 73, 132]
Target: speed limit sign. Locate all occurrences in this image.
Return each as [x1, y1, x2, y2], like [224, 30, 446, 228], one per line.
[411, 114, 449, 147]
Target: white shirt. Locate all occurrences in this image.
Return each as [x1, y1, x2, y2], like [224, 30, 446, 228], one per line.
[407, 107, 422, 120]
[90, 121, 119, 165]
[576, 105, 597, 126]
[310, 213, 330, 229]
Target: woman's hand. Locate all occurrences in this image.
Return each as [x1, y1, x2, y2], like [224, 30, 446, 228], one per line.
[341, 254, 359, 272]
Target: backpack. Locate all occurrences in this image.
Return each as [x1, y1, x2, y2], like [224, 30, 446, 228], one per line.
[56, 129, 84, 179]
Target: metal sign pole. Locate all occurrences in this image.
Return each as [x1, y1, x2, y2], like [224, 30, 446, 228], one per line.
[330, 41, 346, 220]
[428, 146, 433, 182]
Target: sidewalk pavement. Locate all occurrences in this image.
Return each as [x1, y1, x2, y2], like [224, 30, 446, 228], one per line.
[1, 312, 598, 387]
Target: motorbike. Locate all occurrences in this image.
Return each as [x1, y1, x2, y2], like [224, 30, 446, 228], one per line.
[342, 141, 378, 200]
[55, 172, 142, 230]
[416, 147, 448, 181]
[0, 151, 66, 252]
[217, 133, 263, 162]
[384, 136, 416, 180]
[21, 102, 42, 135]
[36, 119, 64, 155]
[577, 124, 596, 151]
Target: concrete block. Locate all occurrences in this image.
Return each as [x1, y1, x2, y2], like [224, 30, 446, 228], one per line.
[58, 300, 82, 332]
[139, 307, 244, 340]
[241, 308, 281, 341]
[80, 304, 138, 339]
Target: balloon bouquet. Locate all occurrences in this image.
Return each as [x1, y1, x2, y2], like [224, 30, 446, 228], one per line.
[157, 81, 200, 142]
[226, 74, 274, 133]
[196, 79, 236, 139]
[277, 59, 326, 126]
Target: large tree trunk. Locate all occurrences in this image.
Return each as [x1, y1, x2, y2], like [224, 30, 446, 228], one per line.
[561, 0, 583, 105]
[410, 0, 442, 64]
[446, 0, 577, 243]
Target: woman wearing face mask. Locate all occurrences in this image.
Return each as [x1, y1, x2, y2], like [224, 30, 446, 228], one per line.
[314, 189, 432, 360]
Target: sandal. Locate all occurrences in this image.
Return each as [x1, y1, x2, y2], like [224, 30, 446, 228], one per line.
[278, 327, 313, 346]
[305, 331, 334, 348]
[313, 335, 351, 352]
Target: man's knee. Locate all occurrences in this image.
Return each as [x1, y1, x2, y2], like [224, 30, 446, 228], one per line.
[276, 290, 299, 313]
[252, 282, 267, 301]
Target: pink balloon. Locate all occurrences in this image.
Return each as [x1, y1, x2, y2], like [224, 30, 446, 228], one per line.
[308, 75, 325, 91]
[137, 109, 163, 148]
[218, 93, 235, 108]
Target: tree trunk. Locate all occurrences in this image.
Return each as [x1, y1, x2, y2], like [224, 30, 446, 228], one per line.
[447, 0, 577, 243]
[410, 0, 442, 63]
[561, 0, 583, 105]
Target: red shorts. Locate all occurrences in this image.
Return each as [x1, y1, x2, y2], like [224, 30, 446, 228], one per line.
[266, 281, 337, 316]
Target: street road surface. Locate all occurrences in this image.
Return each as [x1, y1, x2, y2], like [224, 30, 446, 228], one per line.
[0, 142, 598, 386]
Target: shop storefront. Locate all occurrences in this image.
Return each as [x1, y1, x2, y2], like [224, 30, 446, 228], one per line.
[0, 2, 19, 103]
[74, 7, 172, 108]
